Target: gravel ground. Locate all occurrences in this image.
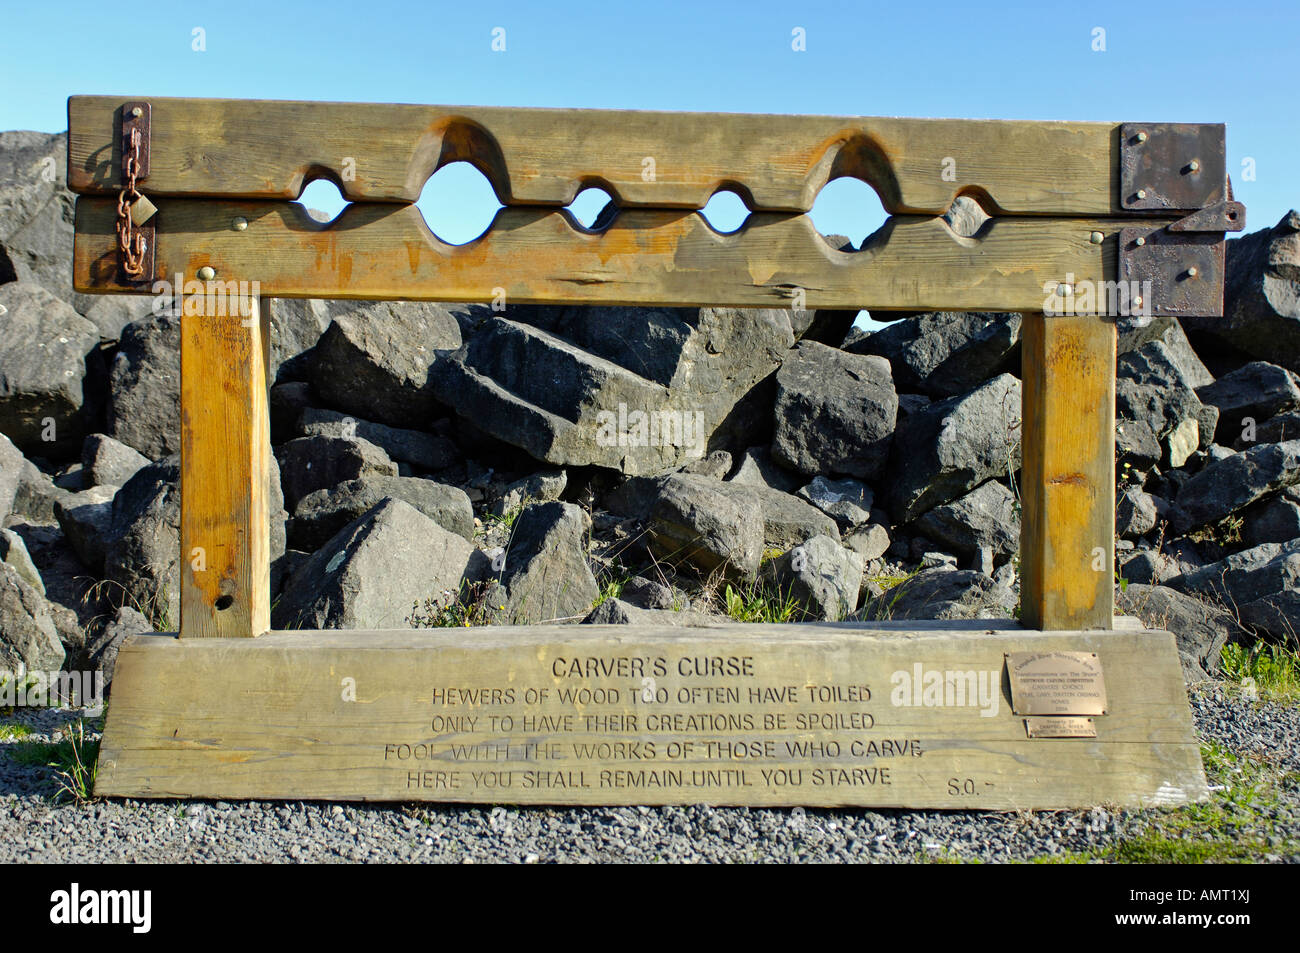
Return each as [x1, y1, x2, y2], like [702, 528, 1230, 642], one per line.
[1, 681, 1296, 864]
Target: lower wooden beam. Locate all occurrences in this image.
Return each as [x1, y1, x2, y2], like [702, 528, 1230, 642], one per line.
[1020, 312, 1118, 630]
[96, 622, 1205, 809]
[179, 288, 271, 637]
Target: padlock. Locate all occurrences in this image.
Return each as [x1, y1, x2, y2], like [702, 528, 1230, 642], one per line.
[129, 194, 158, 226]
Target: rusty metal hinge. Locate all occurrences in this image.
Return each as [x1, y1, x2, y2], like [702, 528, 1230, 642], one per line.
[116, 101, 154, 284]
[1120, 123, 1227, 211]
[1119, 197, 1246, 317]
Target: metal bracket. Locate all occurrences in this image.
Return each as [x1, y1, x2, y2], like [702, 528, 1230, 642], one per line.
[1120, 123, 1226, 211]
[1119, 200, 1245, 317]
[118, 102, 154, 284]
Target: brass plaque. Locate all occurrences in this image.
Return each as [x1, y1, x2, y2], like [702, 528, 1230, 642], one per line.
[1025, 716, 1097, 739]
[1006, 651, 1107, 715]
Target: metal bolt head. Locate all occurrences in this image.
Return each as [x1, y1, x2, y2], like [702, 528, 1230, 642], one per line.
[233, 217, 248, 231]
[197, 266, 216, 281]
[130, 106, 143, 118]
[1186, 266, 1198, 278]
[1056, 283, 1073, 297]
[1136, 189, 1147, 200]
[1089, 231, 1104, 244]
[1135, 131, 1148, 143]
[1135, 236, 1146, 247]
[1133, 295, 1144, 308]
[1187, 159, 1200, 172]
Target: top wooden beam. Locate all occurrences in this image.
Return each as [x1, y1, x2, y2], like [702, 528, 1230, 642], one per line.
[68, 95, 1124, 215]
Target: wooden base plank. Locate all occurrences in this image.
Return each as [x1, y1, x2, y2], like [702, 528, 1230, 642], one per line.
[96, 623, 1206, 809]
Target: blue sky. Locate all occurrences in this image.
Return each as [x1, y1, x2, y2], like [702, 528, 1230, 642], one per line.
[3, 0, 1295, 318]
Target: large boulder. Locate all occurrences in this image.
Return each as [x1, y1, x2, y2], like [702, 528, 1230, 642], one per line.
[1116, 339, 1208, 469]
[847, 311, 1021, 397]
[432, 305, 803, 475]
[1171, 539, 1300, 612]
[54, 484, 118, 572]
[854, 569, 1017, 621]
[796, 476, 873, 530]
[1183, 211, 1300, 373]
[0, 432, 22, 519]
[726, 445, 801, 493]
[267, 298, 331, 382]
[770, 341, 897, 480]
[0, 528, 43, 594]
[582, 599, 711, 626]
[310, 300, 464, 427]
[648, 473, 764, 577]
[0, 562, 64, 673]
[1117, 316, 1214, 388]
[0, 282, 102, 456]
[486, 501, 599, 624]
[273, 498, 476, 630]
[81, 432, 149, 488]
[884, 374, 1022, 523]
[275, 435, 398, 511]
[1172, 440, 1300, 533]
[912, 479, 1020, 564]
[289, 475, 474, 552]
[0, 132, 84, 310]
[297, 407, 458, 472]
[106, 313, 181, 459]
[765, 534, 863, 621]
[1196, 362, 1300, 446]
[1116, 584, 1237, 681]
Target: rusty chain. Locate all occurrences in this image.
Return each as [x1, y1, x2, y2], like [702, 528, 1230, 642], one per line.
[116, 126, 146, 278]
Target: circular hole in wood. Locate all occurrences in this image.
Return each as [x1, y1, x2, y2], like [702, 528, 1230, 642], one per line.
[215, 594, 234, 611]
[699, 189, 751, 234]
[566, 186, 617, 230]
[417, 161, 503, 245]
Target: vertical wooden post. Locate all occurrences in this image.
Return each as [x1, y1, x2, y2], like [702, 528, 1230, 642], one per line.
[179, 284, 271, 637]
[1020, 311, 1117, 630]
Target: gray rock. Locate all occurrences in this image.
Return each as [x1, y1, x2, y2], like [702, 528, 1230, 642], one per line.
[1115, 486, 1161, 539]
[748, 484, 841, 549]
[884, 374, 1022, 523]
[847, 311, 1021, 397]
[54, 484, 118, 572]
[1117, 316, 1215, 387]
[1238, 589, 1300, 642]
[1173, 440, 1300, 533]
[1115, 584, 1238, 681]
[726, 446, 801, 493]
[913, 480, 1020, 562]
[486, 501, 599, 624]
[0, 132, 86, 311]
[679, 450, 733, 480]
[771, 341, 897, 480]
[0, 528, 43, 594]
[1242, 496, 1300, 547]
[0, 432, 22, 519]
[289, 476, 474, 551]
[267, 298, 332, 382]
[1172, 539, 1300, 609]
[581, 599, 710, 626]
[434, 305, 796, 474]
[275, 435, 398, 511]
[1119, 549, 1181, 586]
[1116, 340, 1207, 469]
[920, 551, 959, 570]
[648, 473, 764, 577]
[79, 295, 155, 342]
[797, 476, 873, 530]
[621, 576, 690, 611]
[274, 498, 476, 630]
[270, 381, 317, 444]
[490, 470, 567, 518]
[765, 535, 863, 621]
[311, 301, 464, 427]
[0, 282, 101, 456]
[86, 605, 150, 692]
[1239, 410, 1300, 448]
[854, 569, 1016, 621]
[1183, 211, 1300, 373]
[297, 407, 459, 472]
[81, 433, 149, 488]
[843, 523, 891, 562]
[10, 457, 70, 523]
[0, 562, 64, 673]
[107, 313, 180, 459]
[1196, 362, 1300, 445]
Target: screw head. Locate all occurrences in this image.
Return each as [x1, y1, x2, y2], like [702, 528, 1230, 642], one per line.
[1135, 236, 1146, 247]
[197, 266, 216, 281]
[1187, 266, 1199, 278]
[1135, 131, 1148, 143]
[1136, 189, 1148, 200]
[233, 217, 248, 231]
[1187, 159, 1200, 172]
[130, 106, 143, 118]
[1056, 283, 1073, 297]
[1133, 295, 1144, 308]
[1089, 231, 1104, 244]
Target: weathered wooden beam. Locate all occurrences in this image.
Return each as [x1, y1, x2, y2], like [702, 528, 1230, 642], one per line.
[73, 198, 1151, 311]
[67, 95, 1123, 214]
[95, 622, 1206, 808]
[179, 290, 271, 638]
[1020, 311, 1118, 630]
